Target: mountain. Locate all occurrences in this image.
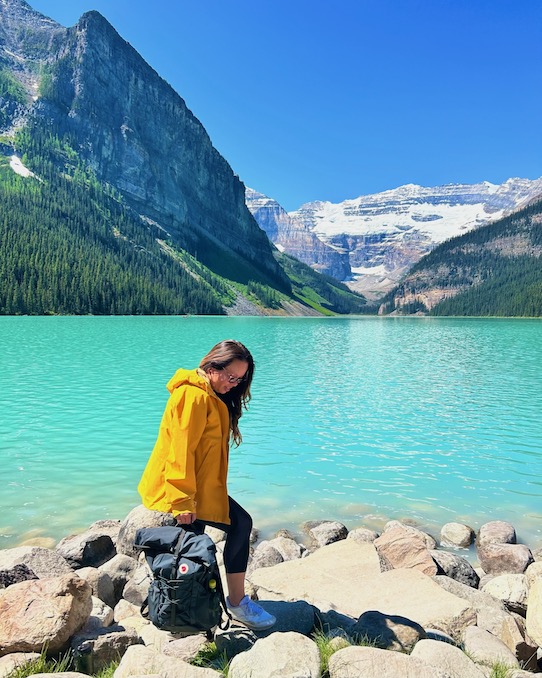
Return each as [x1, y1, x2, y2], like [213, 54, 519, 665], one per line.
[379, 197, 542, 316]
[0, 0, 368, 316]
[248, 180, 542, 300]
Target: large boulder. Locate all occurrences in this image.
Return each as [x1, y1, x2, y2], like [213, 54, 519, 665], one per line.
[347, 528, 379, 545]
[56, 531, 115, 569]
[411, 638, 487, 678]
[0, 565, 38, 589]
[327, 645, 450, 678]
[114, 644, 219, 678]
[430, 550, 479, 588]
[250, 541, 475, 642]
[71, 627, 142, 673]
[302, 520, 348, 548]
[0, 547, 72, 579]
[121, 564, 151, 607]
[87, 520, 122, 547]
[477, 521, 516, 546]
[0, 573, 92, 655]
[0, 652, 41, 678]
[76, 567, 116, 609]
[228, 632, 320, 678]
[440, 523, 475, 549]
[481, 574, 529, 615]
[350, 610, 425, 652]
[462, 625, 519, 669]
[526, 577, 542, 646]
[383, 521, 437, 549]
[116, 505, 176, 559]
[477, 543, 534, 575]
[374, 527, 438, 575]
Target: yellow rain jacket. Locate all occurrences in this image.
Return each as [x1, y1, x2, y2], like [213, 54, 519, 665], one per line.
[138, 368, 231, 524]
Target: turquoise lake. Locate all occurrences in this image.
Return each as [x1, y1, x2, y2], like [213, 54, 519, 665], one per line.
[1, 316, 541, 552]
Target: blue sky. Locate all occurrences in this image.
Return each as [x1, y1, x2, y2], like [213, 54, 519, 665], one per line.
[30, 0, 542, 211]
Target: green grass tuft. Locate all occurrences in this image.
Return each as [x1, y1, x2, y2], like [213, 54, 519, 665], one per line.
[6, 649, 72, 678]
[191, 642, 230, 676]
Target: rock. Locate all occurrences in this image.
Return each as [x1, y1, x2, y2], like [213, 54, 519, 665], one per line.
[56, 531, 115, 569]
[29, 674, 89, 678]
[88, 520, 122, 546]
[347, 528, 379, 544]
[114, 644, 219, 678]
[72, 627, 142, 673]
[162, 635, 208, 661]
[0, 564, 38, 589]
[78, 597, 114, 633]
[374, 527, 438, 575]
[477, 543, 534, 575]
[99, 554, 139, 603]
[117, 505, 176, 559]
[481, 574, 529, 615]
[477, 521, 517, 546]
[204, 526, 226, 544]
[317, 609, 357, 636]
[214, 627, 256, 659]
[121, 563, 151, 607]
[526, 577, 542, 646]
[250, 542, 475, 642]
[462, 625, 519, 669]
[251, 600, 314, 636]
[228, 631, 320, 678]
[113, 600, 141, 623]
[76, 567, 116, 608]
[525, 561, 542, 588]
[266, 536, 306, 561]
[0, 652, 41, 678]
[327, 645, 450, 678]
[498, 614, 539, 672]
[0, 573, 92, 654]
[350, 610, 425, 652]
[303, 520, 348, 548]
[247, 543, 283, 573]
[411, 638, 487, 677]
[430, 550, 480, 588]
[0, 547, 72, 578]
[384, 521, 438, 549]
[440, 523, 475, 549]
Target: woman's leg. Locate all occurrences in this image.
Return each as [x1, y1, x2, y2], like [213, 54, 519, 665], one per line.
[223, 496, 252, 605]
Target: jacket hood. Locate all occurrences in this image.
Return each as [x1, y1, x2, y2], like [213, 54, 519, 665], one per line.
[166, 368, 212, 395]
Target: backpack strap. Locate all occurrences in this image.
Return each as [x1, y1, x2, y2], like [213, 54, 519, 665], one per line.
[215, 572, 232, 630]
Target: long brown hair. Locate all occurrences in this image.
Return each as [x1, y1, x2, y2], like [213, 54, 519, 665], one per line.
[199, 339, 254, 446]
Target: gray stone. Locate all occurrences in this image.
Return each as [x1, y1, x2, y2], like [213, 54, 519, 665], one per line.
[56, 531, 115, 569]
[0, 573, 92, 654]
[0, 546, 72, 579]
[462, 625, 519, 669]
[99, 554, 139, 603]
[411, 638, 486, 678]
[72, 626, 142, 673]
[303, 520, 348, 548]
[117, 505, 176, 559]
[351, 610, 425, 652]
[430, 550, 480, 588]
[247, 543, 283, 573]
[477, 521, 517, 546]
[481, 574, 529, 615]
[228, 631, 320, 678]
[113, 644, 219, 678]
[78, 596, 114, 633]
[477, 543, 534, 575]
[0, 564, 38, 589]
[88, 520, 122, 546]
[204, 526, 226, 544]
[440, 522, 475, 549]
[525, 561, 542, 588]
[214, 627, 256, 659]
[327, 645, 451, 678]
[374, 527, 438, 575]
[76, 567, 116, 608]
[266, 536, 306, 561]
[162, 635, 208, 661]
[347, 528, 379, 544]
[121, 563, 151, 607]
[113, 600, 141, 623]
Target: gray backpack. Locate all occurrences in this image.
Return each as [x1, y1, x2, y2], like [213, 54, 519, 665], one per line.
[135, 526, 230, 635]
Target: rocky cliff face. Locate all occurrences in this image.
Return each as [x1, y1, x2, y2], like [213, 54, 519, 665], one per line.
[245, 188, 351, 280]
[248, 180, 542, 300]
[0, 0, 287, 288]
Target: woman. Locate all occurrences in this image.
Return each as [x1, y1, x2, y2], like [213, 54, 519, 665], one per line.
[138, 339, 276, 631]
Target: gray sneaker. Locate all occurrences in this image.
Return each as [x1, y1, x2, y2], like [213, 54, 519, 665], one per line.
[226, 595, 276, 630]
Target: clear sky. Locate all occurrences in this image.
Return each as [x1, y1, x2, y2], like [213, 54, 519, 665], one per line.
[29, 0, 542, 211]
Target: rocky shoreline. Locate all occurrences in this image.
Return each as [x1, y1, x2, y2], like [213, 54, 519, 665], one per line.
[1, 506, 542, 678]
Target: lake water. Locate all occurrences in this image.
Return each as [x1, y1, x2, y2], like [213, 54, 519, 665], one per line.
[1, 316, 541, 553]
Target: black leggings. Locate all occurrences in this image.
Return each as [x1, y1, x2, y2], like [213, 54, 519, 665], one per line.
[193, 496, 252, 574]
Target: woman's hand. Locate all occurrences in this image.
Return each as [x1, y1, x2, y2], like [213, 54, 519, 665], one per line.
[176, 512, 197, 525]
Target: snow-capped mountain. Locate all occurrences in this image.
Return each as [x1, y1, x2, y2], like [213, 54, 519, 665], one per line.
[247, 178, 542, 299]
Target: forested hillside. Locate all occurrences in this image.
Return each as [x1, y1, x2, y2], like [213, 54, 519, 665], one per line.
[379, 199, 542, 317]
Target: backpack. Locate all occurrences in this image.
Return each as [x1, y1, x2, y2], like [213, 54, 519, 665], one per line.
[134, 525, 230, 635]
